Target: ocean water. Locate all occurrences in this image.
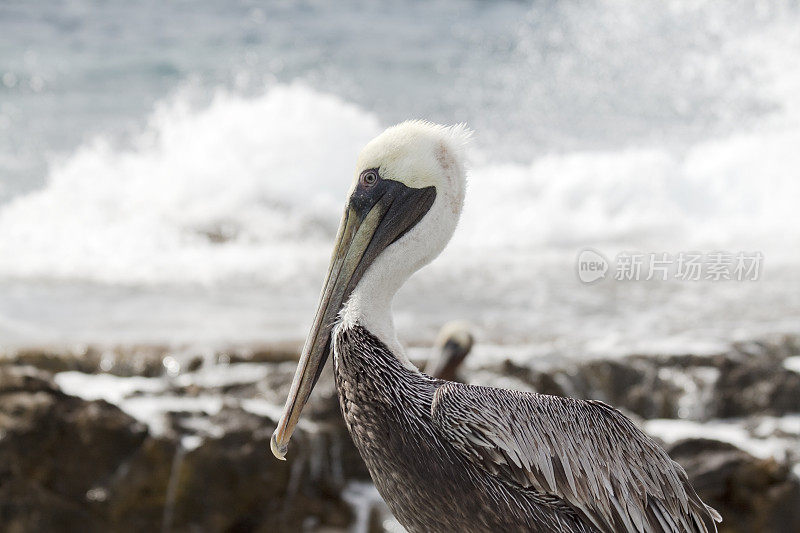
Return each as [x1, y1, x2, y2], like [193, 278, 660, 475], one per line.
[1, 0, 799, 356]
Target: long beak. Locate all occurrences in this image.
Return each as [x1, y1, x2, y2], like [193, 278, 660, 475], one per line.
[271, 178, 435, 460]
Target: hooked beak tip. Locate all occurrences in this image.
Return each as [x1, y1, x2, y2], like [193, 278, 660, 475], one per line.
[271, 431, 288, 461]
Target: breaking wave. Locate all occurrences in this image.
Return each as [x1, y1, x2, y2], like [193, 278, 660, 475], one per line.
[1, 82, 799, 286]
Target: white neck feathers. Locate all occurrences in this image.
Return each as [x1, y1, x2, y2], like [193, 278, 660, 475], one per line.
[338, 120, 470, 372]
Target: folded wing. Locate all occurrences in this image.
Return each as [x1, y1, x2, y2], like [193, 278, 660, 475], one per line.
[431, 382, 721, 533]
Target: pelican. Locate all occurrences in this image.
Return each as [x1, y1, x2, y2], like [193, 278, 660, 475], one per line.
[271, 121, 721, 532]
[426, 321, 474, 381]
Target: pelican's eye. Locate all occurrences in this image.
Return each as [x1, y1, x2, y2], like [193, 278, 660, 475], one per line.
[360, 169, 379, 188]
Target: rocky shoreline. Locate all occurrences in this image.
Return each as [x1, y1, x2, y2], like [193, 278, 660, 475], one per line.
[1, 335, 799, 532]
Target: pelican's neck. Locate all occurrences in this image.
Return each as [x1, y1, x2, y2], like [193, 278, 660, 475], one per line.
[338, 280, 418, 372]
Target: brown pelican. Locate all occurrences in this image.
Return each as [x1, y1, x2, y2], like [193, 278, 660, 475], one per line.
[426, 321, 474, 381]
[271, 121, 721, 532]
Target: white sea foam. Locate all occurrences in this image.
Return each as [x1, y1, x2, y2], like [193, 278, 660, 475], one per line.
[1, 83, 799, 288]
[0, 84, 380, 284]
[55, 371, 168, 403]
[3, 22, 800, 350]
[784, 356, 800, 375]
[645, 417, 799, 463]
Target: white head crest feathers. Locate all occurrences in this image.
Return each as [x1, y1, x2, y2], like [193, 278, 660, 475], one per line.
[355, 120, 472, 192]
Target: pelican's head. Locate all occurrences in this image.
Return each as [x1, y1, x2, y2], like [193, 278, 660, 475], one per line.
[425, 320, 475, 382]
[271, 121, 471, 460]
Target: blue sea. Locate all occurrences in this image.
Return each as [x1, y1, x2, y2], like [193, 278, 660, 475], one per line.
[1, 0, 799, 359]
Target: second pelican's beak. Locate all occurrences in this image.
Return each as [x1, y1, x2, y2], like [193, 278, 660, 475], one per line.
[271, 176, 436, 459]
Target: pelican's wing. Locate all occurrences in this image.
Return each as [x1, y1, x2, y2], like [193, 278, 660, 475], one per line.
[431, 382, 721, 533]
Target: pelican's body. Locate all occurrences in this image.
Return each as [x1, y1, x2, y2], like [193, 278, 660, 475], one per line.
[336, 324, 593, 532]
[272, 122, 721, 532]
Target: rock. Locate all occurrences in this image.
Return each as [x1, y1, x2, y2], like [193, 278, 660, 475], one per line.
[0, 361, 368, 532]
[500, 357, 683, 419]
[94, 345, 174, 377]
[224, 343, 302, 364]
[105, 436, 179, 531]
[0, 344, 168, 377]
[105, 404, 357, 533]
[185, 356, 204, 373]
[500, 360, 568, 397]
[0, 343, 302, 378]
[669, 438, 800, 533]
[175, 419, 352, 531]
[729, 335, 800, 365]
[0, 346, 102, 374]
[713, 358, 800, 417]
[3, 332, 798, 532]
[0, 478, 105, 533]
[0, 364, 61, 395]
[0, 366, 148, 530]
[576, 359, 670, 418]
[496, 339, 800, 422]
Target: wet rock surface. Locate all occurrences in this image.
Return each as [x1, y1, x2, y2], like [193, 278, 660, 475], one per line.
[669, 438, 800, 533]
[0, 361, 361, 532]
[492, 334, 800, 423]
[0, 333, 798, 532]
[0, 366, 147, 532]
[713, 357, 800, 418]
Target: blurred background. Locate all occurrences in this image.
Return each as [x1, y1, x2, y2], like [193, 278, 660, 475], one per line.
[1, 1, 799, 532]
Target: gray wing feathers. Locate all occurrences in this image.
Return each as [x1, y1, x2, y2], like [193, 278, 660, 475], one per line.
[431, 382, 721, 533]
